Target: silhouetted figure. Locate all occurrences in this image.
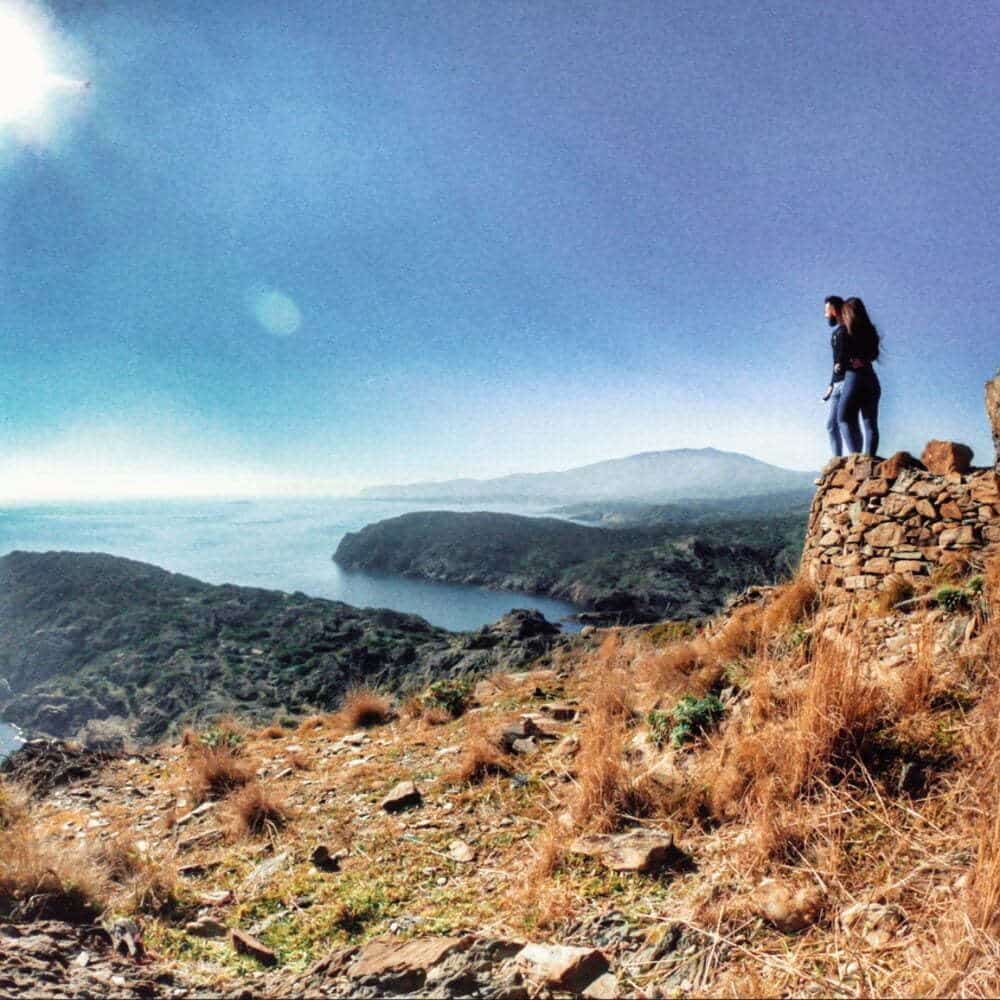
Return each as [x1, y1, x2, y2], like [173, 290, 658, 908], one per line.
[836, 297, 882, 456]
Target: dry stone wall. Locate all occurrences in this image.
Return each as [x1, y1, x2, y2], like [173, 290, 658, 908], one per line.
[802, 373, 1000, 599]
[801, 455, 1000, 597]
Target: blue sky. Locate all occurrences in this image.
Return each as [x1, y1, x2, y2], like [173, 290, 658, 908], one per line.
[1, 0, 998, 499]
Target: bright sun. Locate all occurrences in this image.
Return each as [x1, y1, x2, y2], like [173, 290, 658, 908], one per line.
[0, 4, 88, 127]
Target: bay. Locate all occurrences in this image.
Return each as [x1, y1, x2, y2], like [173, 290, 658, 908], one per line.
[0, 721, 24, 759]
[0, 496, 582, 632]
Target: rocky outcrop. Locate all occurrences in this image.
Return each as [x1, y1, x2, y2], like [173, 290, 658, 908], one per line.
[802, 451, 1000, 599]
[987, 371, 1000, 470]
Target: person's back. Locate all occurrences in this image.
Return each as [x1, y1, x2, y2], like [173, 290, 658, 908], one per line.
[836, 297, 882, 456]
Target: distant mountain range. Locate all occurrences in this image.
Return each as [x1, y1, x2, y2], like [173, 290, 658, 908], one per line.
[359, 448, 816, 503]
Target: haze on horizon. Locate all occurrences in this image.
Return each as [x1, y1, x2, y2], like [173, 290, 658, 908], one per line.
[1, 0, 998, 503]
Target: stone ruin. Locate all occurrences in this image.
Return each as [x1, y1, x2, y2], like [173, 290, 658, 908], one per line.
[801, 372, 1000, 599]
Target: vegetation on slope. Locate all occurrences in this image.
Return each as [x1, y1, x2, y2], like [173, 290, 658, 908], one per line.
[2, 555, 997, 996]
[334, 509, 805, 622]
[0, 551, 567, 741]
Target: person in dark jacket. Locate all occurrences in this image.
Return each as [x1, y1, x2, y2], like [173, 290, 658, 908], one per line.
[836, 297, 882, 456]
[820, 295, 846, 454]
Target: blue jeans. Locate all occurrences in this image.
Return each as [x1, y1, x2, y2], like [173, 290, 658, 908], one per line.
[826, 382, 844, 456]
[837, 368, 881, 456]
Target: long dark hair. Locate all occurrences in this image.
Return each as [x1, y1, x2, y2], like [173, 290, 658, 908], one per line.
[841, 297, 880, 361]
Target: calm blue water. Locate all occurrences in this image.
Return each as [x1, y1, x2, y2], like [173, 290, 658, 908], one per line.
[0, 497, 581, 632]
[0, 722, 23, 757]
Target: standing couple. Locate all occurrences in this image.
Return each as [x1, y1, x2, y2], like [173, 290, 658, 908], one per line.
[822, 295, 881, 457]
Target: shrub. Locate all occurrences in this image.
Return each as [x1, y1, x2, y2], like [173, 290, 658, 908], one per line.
[259, 724, 285, 740]
[187, 744, 254, 803]
[227, 782, 291, 838]
[0, 825, 108, 922]
[452, 733, 511, 784]
[340, 688, 393, 729]
[646, 710, 673, 749]
[669, 694, 725, 747]
[425, 677, 474, 718]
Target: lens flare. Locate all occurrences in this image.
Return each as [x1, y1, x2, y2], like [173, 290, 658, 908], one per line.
[0, 6, 51, 123]
[250, 288, 302, 336]
[0, 2, 90, 139]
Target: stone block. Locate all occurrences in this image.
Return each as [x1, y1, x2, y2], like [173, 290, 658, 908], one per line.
[878, 451, 924, 480]
[858, 478, 890, 498]
[882, 495, 916, 518]
[939, 501, 963, 520]
[863, 558, 893, 575]
[914, 499, 936, 518]
[825, 488, 857, 505]
[864, 522, 905, 548]
[894, 560, 928, 574]
[939, 525, 977, 548]
[921, 440, 974, 476]
[844, 575, 877, 590]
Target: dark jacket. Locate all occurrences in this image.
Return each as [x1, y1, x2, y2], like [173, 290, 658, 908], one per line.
[844, 326, 880, 370]
[831, 324, 847, 384]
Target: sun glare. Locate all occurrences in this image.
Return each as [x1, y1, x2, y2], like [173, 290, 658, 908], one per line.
[0, 3, 88, 133]
[0, 7, 54, 123]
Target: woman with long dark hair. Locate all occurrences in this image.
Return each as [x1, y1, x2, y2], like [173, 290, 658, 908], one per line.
[836, 297, 882, 455]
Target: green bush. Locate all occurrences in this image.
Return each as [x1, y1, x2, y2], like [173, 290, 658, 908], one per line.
[669, 694, 725, 747]
[425, 677, 474, 717]
[646, 709, 673, 748]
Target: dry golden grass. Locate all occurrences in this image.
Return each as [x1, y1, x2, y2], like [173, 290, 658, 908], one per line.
[187, 744, 254, 804]
[297, 714, 327, 734]
[760, 577, 818, 635]
[569, 670, 664, 834]
[288, 750, 310, 770]
[400, 694, 424, 719]
[451, 727, 512, 784]
[875, 574, 916, 615]
[259, 724, 286, 740]
[340, 688, 393, 730]
[180, 727, 199, 747]
[421, 706, 452, 726]
[93, 830, 182, 916]
[226, 782, 291, 839]
[0, 823, 108, 922]
[0, 778, 29, 830]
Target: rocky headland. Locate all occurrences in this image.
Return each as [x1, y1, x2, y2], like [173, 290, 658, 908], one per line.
[333, 509, 802, 624]
[0, 550, 568, 743]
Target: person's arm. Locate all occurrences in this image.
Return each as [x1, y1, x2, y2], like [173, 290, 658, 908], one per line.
[832, 325, 848, 379]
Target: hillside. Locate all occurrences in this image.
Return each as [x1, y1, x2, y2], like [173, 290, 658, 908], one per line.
[2, 556, 998, 997]
[0, 551, 568, 742]
[359, 448, 815, 503]
[334, 510, 803, 623]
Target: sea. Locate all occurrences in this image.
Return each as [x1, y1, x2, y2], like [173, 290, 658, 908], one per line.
[0, 495, 582, 755]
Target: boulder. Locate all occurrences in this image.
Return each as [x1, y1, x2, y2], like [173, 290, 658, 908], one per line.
[569, 829, 683, 874]
[231, 929, 277, 966]
[349, 936, 474, 981]
[380, 781, 422, 813]
[921, 440, 973, 476]
[754, 880, 824, 933]
[516, 943, 609, 993]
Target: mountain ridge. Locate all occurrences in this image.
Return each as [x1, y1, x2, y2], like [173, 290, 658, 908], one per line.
[359, 447, 815, 502]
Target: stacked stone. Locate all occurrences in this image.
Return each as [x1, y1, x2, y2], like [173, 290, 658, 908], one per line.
[801, 447, 1000, 599]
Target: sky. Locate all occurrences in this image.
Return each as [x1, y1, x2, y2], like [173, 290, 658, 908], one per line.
[1, 0, 998, 500]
